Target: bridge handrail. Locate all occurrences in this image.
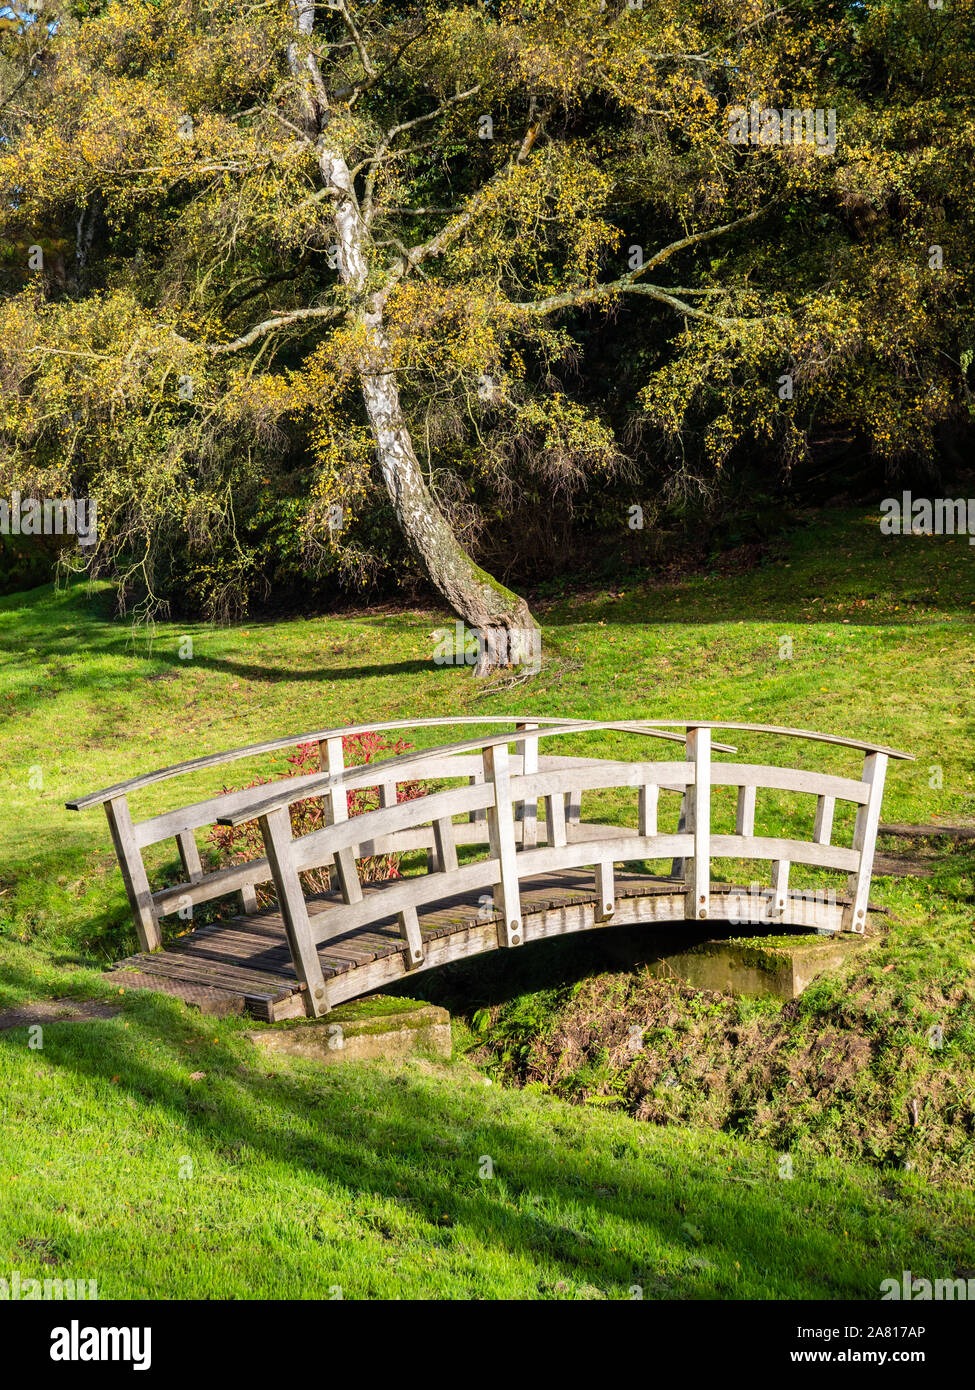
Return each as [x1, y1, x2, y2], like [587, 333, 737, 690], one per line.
[210, 722, 711, 828]
[64, 716, 699, 811]
[260, 761, 868, 867]
[210, 720, 908, 830]
[612, 721, 913, 760]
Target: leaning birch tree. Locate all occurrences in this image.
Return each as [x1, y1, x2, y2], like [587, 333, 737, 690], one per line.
[4, 0, 966, 667]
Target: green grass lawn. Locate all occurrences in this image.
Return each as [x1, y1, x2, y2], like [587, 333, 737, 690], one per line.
[2, 985, 974, 1300]
[1, 504, 974, 1297]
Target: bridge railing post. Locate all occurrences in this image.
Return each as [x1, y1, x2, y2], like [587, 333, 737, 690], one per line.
[320, 735, 363, 897]
[482, 742, 523, 948]
[258, 806, 330, 1016]
[843, 751, 888, 932]
[104, 795, 163, 953]
[683, 727, 712, 920]
[514, 722, 539, 848]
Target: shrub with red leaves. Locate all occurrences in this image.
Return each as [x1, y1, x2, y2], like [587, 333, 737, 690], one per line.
[208, 731, 425, 906]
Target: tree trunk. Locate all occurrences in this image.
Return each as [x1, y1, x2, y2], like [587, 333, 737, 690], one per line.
[306, 103, 538, 674]
[356, 333, 538, 676]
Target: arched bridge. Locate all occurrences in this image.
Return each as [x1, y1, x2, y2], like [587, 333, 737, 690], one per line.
[67, 719, 911, 1020]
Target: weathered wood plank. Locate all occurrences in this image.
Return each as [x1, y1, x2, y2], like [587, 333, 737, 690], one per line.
[684, 727, 712, 921]
[483, 742, 523, 948]
[258, 806, 330, 1016]
[397, 904, 425, 968]
[288, 782, 495, 869]
[67, 717, 698, 810]
[843, 752, 889, 932]
[813, 795, 835, 846]
[709, 834, 859, 872]
[104, 796, 162, 953]
[433, 816, 459, 873]
[105, 969, 246, 1016]
[735, 785, 756, 838]
[878, 821, 975, 841]
[114, 953, 291, 998]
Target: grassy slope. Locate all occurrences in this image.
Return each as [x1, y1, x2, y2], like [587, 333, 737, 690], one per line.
[1, 505, 974, 1297]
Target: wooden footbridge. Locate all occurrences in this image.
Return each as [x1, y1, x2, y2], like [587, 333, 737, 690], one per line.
[67, 719, 910, 1020]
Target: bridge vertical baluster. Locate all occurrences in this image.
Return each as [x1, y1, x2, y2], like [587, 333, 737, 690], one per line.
[258, 806, 329, 1017]
[545, 788, 567, 848]
[564, 788, 581, 829]
[483, 743, 523, 947]
[684, 727, 712, 920]
[320, 734, 365, 896]
[468, 772, 487, 826]
[320, 737, 346, 823]
[843, 752, 888, 933]
[320, 736, 348, 889]
[176, 830, 203, 883]
[813, 794, 835, 845]
[515, 722, 539, 849]
[239, 884, 260, 915]
[175, 830, 203, 926]
[771, 858, 790, 915]
[104, 795, 163, 953]
[333, 846, 363, 904]
[671, 788, 688, 879]
[433, 815, 458, 873]
[639, 783, 658, 836]
[397, 904, 425, 968]
[735, 785, 756, 837]
[594, 860, 615, 921]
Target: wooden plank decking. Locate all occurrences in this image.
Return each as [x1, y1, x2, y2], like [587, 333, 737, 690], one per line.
[107, 870, 668, 1019]
[105, 869, 860, 1019]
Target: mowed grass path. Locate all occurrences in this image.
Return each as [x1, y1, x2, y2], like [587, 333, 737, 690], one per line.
[1, 505, 974, 1297]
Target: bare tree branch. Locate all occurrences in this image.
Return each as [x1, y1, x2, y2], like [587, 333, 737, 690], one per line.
[508, 210, 769, 324]
[387, 106, 553, 283]
[207, 302, 344, 354]
[510, 279, 755, 324]
[362, 83, 482, 224]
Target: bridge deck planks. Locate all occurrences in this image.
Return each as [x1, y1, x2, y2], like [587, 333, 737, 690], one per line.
[107, 869, 857, 1020]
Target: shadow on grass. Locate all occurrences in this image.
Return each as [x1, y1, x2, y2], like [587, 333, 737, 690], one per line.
[1, 952, 971, 1299]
